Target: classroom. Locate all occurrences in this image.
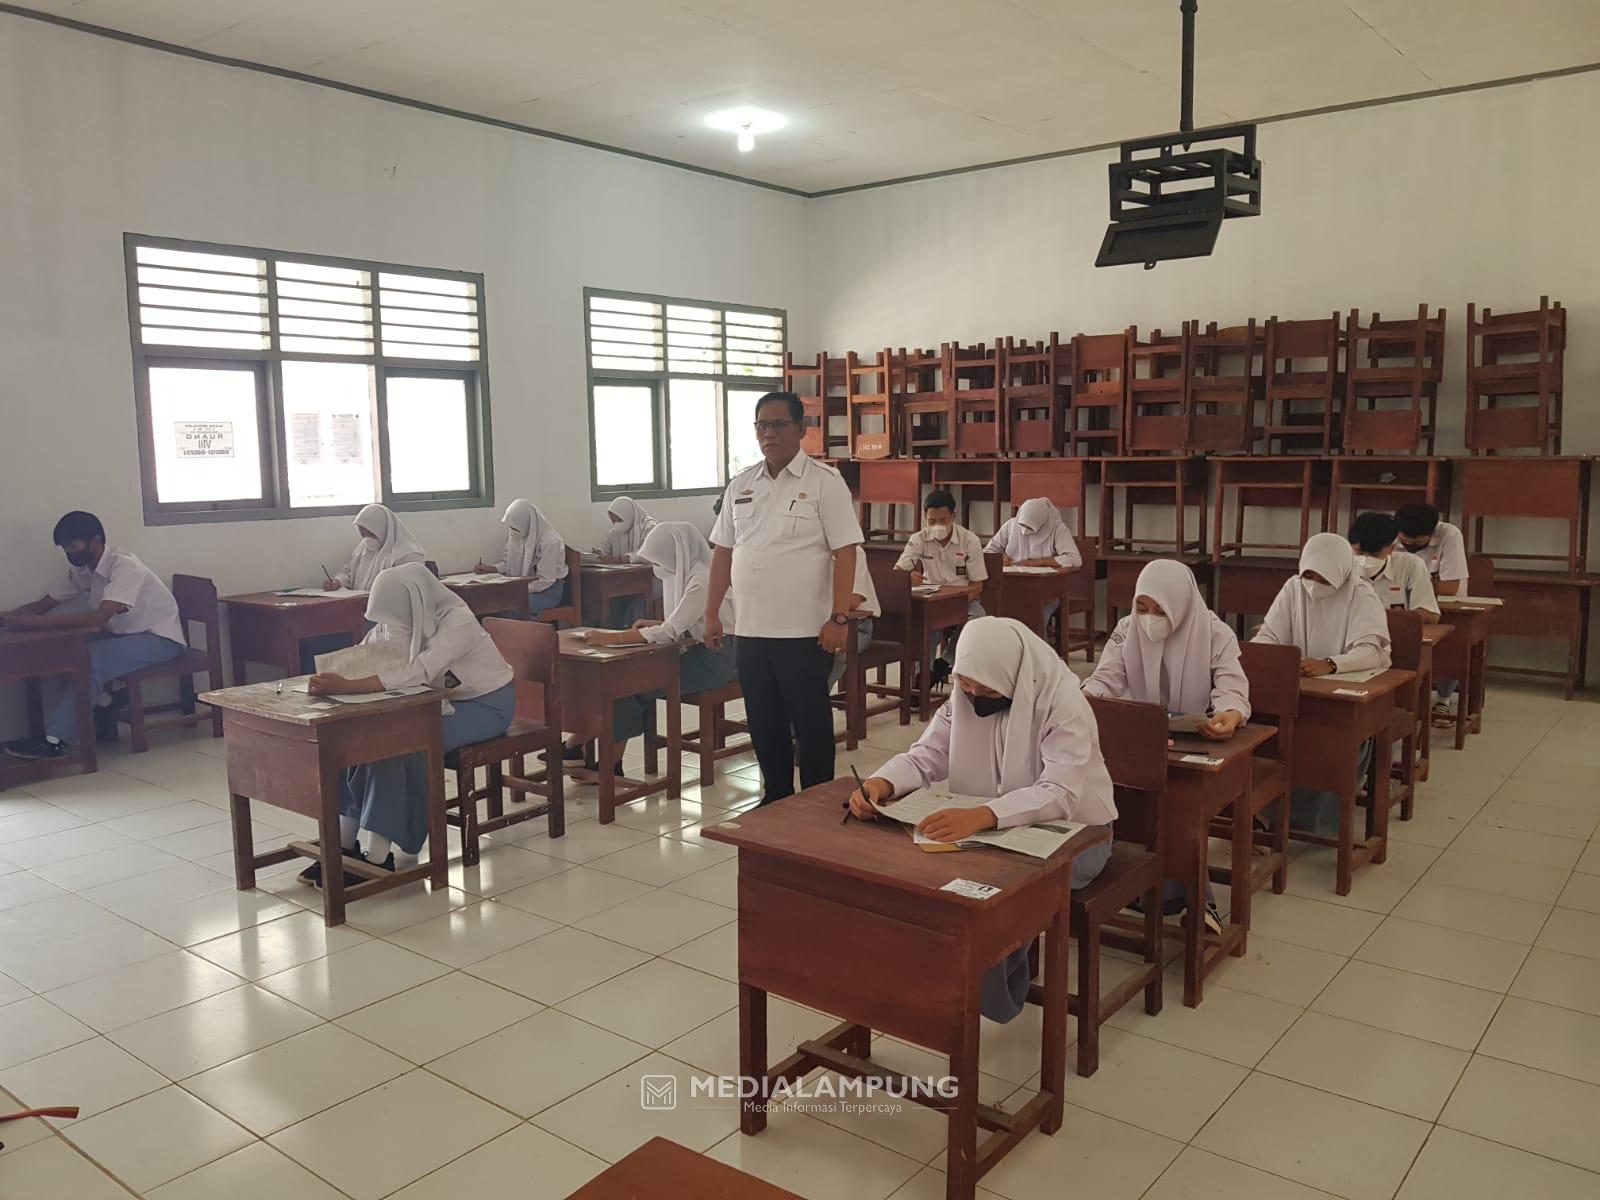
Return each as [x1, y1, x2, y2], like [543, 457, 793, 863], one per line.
[1, 2, 1598, 1198]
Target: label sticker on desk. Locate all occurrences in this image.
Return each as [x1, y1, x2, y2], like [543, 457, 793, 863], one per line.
[1178, 753, 1224, 766]
[1332, 688, 1368, 696]
[716, 821, 741, 830]
[941, 878, 1001, 900]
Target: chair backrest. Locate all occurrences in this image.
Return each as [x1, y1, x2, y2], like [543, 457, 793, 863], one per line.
[1067, 534, 1097, 604]
[868, 555, 912, 645]
[980, 551, 1005, 612]
[1385, 608, 1424, 673]
[424, 560, 440, 578]
[484, 617, 559, 726]
[1466, 553, 1495, 597]
[171, 573, 223, 682]
[1086, 694, 1167, 853]
[1238, 642, 1299, 769]
[561, 546, 584, 611]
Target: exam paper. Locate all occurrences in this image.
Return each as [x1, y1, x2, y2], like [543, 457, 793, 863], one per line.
[1450, 595, 1503, 607]
[874, 790, 1085, 860]
[1327, 667, 1385, 683]
[314, 640, 410, 679]
[1003, 565, 1059, 576]
[275, 587, 342, 597]
[441, 572, 513, 584]
[326, 685, 431, 705]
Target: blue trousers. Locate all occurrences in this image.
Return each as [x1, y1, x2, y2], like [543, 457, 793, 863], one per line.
[827, 619, 875, 690]
[612, 640, 738, 741]
[527, 587, 565, 619]
[931, 601, 985, 666]
[339, 682, 515, 855]
[1289, 738, 1376, 838]
[981, 831, 1114, 1023]
[47, 632, 184, 744]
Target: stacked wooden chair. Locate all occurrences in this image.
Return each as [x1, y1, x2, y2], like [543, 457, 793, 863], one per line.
[1344, 305, 1445, 454]
[1464, 296, 1565, 455]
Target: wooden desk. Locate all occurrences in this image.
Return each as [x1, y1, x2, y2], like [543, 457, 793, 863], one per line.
[0, 631, 97, 789]
[1164, 725, 1276, 1007]
[1486, 573, 1594, 700]
[200, 680, 446, 927]
[438, 575, 532, 619]
[222, 591, 368, 683]
[702, 780, 1111, 1200]
[579, 563, 658, 629]
[911, 585, 973, 720]
[1416, 624, 1452, 779]
[1294, 670, 1412, 895]
[930, 458, 1006, 540]
[992, 568, 1073, 659]
[1434, 600, 1493, 747]
[566, 1137, 801, 1200]
[1008, 458, 1090, 537]
[1212, 556, 1295, 629]
[1102, 553, 1214, 632]
[854, 458, 926, 541]
[557, 630, 681, 823]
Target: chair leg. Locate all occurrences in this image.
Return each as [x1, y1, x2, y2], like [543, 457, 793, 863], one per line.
[1142, 882, 1164, 1016]
[1271, 795, 1289, 894]
[699, 701, 715, 787]
[1076, 921, 1101, 1077]
[644, 705, 659, 776]
[546, 738, 566, 839]
[487, 761, 505, 822]
[179, 675, 197, 716]
[458, 765, 480, 868]
[126, 682, 150, 754]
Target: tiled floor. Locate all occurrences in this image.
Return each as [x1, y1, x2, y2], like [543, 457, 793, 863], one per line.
[2, 681, 1599, 1199]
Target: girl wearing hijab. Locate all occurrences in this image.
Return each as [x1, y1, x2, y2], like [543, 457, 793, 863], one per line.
[598, 496, 659, 626]
[326, 504, 427, 591]
[304, 563, 514, 882]
[581, 522, 737, 764]
[848, 617, 1116, 1023]
[1252, 532, 1391, 836]
[985, 498, 1082, 571]
[476, 499, 569, 618]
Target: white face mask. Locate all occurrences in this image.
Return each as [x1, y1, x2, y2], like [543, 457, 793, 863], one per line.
[925, 523, 952, 542]
[1354, 554, 1384, 578]
[1137, 613, 1172, 642]
[1301, 577, 1337, 600]
[362, 535, 381, 549]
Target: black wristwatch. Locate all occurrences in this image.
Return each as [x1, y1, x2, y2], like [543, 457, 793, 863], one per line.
[829, 612, 849, 626]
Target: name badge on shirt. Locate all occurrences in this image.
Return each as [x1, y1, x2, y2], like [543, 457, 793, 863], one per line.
[733, 496, 753, 506]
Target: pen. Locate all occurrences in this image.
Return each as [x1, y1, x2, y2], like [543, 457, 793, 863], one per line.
[844, 764, 867, 824]
[320, 564, 334, 585]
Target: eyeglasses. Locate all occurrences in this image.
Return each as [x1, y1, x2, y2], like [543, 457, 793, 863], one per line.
[753, 419, 798, 435]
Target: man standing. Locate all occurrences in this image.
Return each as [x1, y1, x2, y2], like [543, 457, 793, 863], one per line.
[706, 392, 862, 804]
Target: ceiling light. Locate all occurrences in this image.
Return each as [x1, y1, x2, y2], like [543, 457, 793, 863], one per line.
[705, 107, 786, 154]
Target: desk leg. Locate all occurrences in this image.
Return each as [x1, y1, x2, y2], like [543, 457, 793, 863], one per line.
[71, 654, 98, 776]
[230, 793, 256, 890]
[319, 759, 347, 927]
[426, 723, 448, 891]
[666, 668, 682, 801]
[1229, 789, 1252, 957]
[1182, 845, 1205, 1008]
[1335, 766, 1356, 897]
[1040, 907, 1069, 1135]
[738, 982, 768, 1136]
[231, 645, 250, 690]
[1469, 639, 1486, 731]
[597, 718, 619, 825]
[946, 998, 981, 1200]
[1367, 734, 1391, 868]
[1578, 591, 1591, 694]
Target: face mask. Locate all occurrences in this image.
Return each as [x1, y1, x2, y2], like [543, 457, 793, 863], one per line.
[1399, 539, 1430, 553]
[925, 523, 951, 542]
[1354, 554, 1384, 578]
[970, 694, 1012, 718]
[1137, 613, 1172, 642]
[362, 535, 381, 549]
[65, 548, 93, 568]
[1301, 577, 1337, 600]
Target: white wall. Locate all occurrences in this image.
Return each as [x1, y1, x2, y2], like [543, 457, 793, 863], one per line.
[0, 14, 808, 614]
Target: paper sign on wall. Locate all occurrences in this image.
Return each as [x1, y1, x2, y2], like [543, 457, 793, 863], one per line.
[291, 412, 322, 465]
[174, 421, 234, 458]
[331, 413, 364, 464]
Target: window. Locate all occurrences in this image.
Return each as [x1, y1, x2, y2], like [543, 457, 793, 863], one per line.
[125, 235, 492, 523]
[584, 288, 785, 499]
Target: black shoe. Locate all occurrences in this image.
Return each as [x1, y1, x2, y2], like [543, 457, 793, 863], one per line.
[928, 659, 952, 690]
[298, 843, 367, 888]
[1203, 901, 1225, 938]
[4, 737, 64, 761]
[561, 745, 586, 762]
[371, 852, 396, 872]
[94, 705, 120, 744]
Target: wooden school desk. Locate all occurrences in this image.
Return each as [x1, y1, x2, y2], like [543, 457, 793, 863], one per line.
[0, 630, 97, 789]
[1488, 572, 1594, 701]
[222, 591, 368, 682]
[1416, 623, 1452, 780]
[990, 567, 1074, 659]
[565, 1137, 802, 1200]
[1435, 599, 1493, 749]
[911, 584, 974, 720]
[702, 780, 1111, 1200]
[1293, 670, 1413, 895]
[436, 573, 533, 619]
[557, 629, 681, 823]
[200, 680, 447, 927]
[579, 562, 658, 628]
[1163, 725, 1276, 1007]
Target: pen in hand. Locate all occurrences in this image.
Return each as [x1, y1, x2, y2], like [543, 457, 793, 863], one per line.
[844, 765, 867, 824]
[320, 564, 334, 584]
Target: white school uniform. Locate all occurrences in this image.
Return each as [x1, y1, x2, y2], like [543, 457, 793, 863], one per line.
[634, 523, 733, 646]
[709, 450, 865, 638]
[50, 547, 184, 646]
[895, 525, 989, 587]
[1253, 534, 1392, 674]
[985, 498, 1081, 569]
[1360, 552, 1439, 614]
[365, 567, 513, 700]
[1396, 520, 1468, 589]
[335, 504, 427, 590]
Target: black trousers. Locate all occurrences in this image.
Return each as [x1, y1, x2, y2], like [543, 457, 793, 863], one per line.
[735, 636, 836, 804]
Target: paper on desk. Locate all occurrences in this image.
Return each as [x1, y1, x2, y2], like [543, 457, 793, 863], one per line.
[911, 584, 943, 597]
[441, 572, 513, 584]
[1327, 667, 1385, 683]
[1003, 565, 1059, 576]
[326, 685, 432, 705]
[314, 640, 409, 678]
[874, 790, 1085, 860]
[275, 587, 341, 597]
[1167, 712, 1207, 734]
[1449, 595, 1503, 607]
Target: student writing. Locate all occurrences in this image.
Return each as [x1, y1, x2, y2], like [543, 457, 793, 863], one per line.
[895, 488, 987, 688]
[477, 499, 569, 620]
[327, 503, 426, 591]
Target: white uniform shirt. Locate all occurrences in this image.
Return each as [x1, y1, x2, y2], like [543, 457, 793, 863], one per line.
[640, 571, 734, 646]
[895, 526, 989, 587]
[985, 518, 1081, 569]
[1364, 553, 1439, 614]
[710, 451, 865, 638]
[371, 606, 513, 700]
[50, 547, 184, 646]
[1085, 613, 1252, 720]
[1396, 521, 1468, 589]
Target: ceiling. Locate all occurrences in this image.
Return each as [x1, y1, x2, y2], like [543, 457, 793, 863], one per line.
[16, 0, 1600, 193]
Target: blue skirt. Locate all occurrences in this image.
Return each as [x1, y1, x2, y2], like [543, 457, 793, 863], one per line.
[612, 640, 738, 741]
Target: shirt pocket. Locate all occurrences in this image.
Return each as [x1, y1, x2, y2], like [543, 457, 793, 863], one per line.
[783, 499, 821, 542]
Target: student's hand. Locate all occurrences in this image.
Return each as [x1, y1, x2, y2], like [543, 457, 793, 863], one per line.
[322, 579, 342, 591]
[1300, 657, 1336, 678]
[704, 612, 725, 651]
[848, 776, 895, 819]
[1001, 555, 1015, 566]
[1199, 710, 1243, 740]
[819, 619, 848, 654]
[308, 673, 355, 695]
[474, 562, 496, 574]
[585, 629, 627, 647]
[918, 805, 999, 843]
[632, 618, 664, 630]
[910, 570, 925, 586]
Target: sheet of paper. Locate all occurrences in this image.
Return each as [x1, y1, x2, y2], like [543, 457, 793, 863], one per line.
[1331, 687, 1370, 697]
[441, 572, 512, 584]
[1328, 667, 1385, 683]
[874, 791, 1085, 860]
[1178, 753, 1224, 766]
[1451, 595, 1503, 607]
[1003, 565, 1059, 575]
[911, 584, 942, 597]
[274, 587, 340, 597]
[1167, 713, 1207, 734]
[314, 640, 409, 678]
[326, 684, 432, 705]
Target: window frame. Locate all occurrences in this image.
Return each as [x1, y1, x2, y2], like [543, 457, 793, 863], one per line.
[124, 232, 494, 525]
[583, 286, 785, 502]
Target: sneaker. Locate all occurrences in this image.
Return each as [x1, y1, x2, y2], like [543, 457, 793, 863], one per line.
[1203, 901, 1225, 938]
[4, 737, 64, 761]
[298, 843, 367, 889]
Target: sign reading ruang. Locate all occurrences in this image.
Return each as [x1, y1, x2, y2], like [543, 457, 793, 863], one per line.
[175, 421, 235, 458]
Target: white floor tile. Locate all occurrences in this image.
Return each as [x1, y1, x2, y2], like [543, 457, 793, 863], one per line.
[335, 972, 539, 1063]
[146, 1141, 348, 1200]
[108, 984, 320, 1079]
[257, 938, 450, 1019]
[1392, 880, 1553, 943]
[43, 950, 242, 1032]
[662, 921, 739, 982]
[1355, 915, 1530, 991]
[1537, 905, 1600, 960]
[494, 863, 655, 924]
[188, 909, 370, 979]
[980, 1103, 1182, 1200]
[0, 995, 95, 1069]
[1107, 981, 1301, 1068]
[446, 844, 571, 897]
[1258, 1011, 1468, 1119]
[531, 1052, 740, 1162]
[707, 1107, 924, 1199]
[1440, 1056, 1600, 1173]
[388, 1125, 608, 1200]
[575, 887, 734, 954]
[66, 1085, 252, 1192]
[0, 1137, 137, 1199]
[1059, 1026, 1247, 1140]
[0, 1035, 166, 1121]
[556, 958, 737, 1048]
[1479, 996, 1600, 1086]
[386, 900, 557, 967]
[466, 926, 651, 1005]
[1311, 960, 1503, 1050]
[586, 835, 726, 886]
[1144, 1146, 1338, 1199]
[1396, 1125, 1600, 1200]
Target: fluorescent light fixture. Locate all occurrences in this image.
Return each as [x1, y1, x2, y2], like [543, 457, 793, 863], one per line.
[705, 107, 786, 154]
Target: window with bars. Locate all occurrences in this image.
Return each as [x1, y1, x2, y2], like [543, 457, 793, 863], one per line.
[124, 234, 492, 523]
[584, 288, 785, 499]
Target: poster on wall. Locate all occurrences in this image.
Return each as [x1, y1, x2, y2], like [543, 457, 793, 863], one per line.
[291, 412, 323, 465]
[174, 421, 234, 458]
[331, 413, 365, 464]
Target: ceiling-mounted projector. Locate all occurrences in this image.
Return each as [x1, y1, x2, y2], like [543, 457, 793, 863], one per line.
[1096, 2, 1262, 269]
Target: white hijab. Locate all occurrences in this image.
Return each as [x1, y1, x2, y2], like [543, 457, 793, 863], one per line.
[948, 616, 1092, 798]
[607, 496, 656, 556]
[635, 521, 709, 615]
[1125, 559, 1216, 715]
[1001, 497, 1065, 559]
[364, 562, 468, 662]
[349, 504, 426, 589]
[1263, 533, 1391, 660]
[502, 499, 556, 576]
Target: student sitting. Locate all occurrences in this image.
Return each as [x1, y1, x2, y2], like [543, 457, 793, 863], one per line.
[848, 617, 1116, 1023]
[1252, 533, 1391, 837]
[895, 489, 987, 689]
[1393, 503, 1466, 723]
[579, 523, 737, 769]
[476, 499, 569, 619]
[828, 547, 881, 692]
[985, 497, 1081, 640]
[304, 564, 515, 883]
[598, 496, 657, 562]
[326, 503, 427, 591]
[2, 511, 185, 759]
[1348, 512, 1438, 623]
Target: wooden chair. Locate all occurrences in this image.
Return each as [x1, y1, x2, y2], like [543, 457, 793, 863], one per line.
[947, 341, 1003, 457]
[1211, 643, 1299, 898]
[1030, 695, 1165, 1077]
[1385, 609, 1424, 821]
[1067, 331, 1130, 456]
[1344, 305, 1445, 453]
[1126, 324, 1193, 454]
[648, 680, 750, 787]
[785, 351, 850, 458]
[535, 548, 583, 628]
[1003, 334, 1064, 457]
[116, 574, 224, 753]
[845, 350, 895, 459]
[1187, 320, 1263, 453]
[1263, 314, 1344, 454]
[1465, 296, 1565, 455]
[862, 559, 918, 728]
[893, 346, 952, 459]
[833, 616, 910, 750]
[445, 618, 564, 866]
